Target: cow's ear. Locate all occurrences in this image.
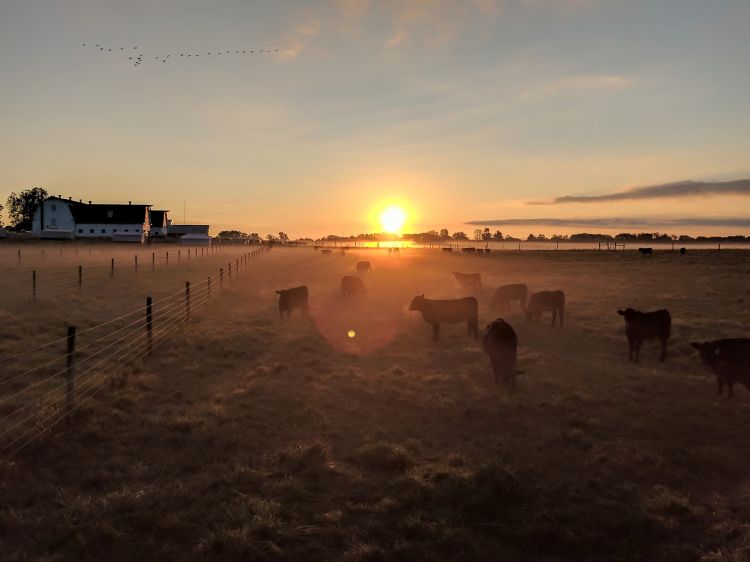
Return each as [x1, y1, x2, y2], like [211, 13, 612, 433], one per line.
[617, 310, 625, 316]
[421, 294, 425, 298]
[275, 290, 282, 294]
[690, 342, 701, 350]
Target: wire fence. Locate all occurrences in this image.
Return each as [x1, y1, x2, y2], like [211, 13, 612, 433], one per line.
[0, 247, 268, 457]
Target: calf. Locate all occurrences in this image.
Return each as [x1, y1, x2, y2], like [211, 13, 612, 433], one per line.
[526, 290, 565, 327]
[453, 272, 482, 292]
[356, 261, 372, 273]
[442, 247, 453, 253]
[462, 247, 476, 253]
[691, 338, 750, 398]
[408, 295, 478, 339]
[638, 247, 653, 256]
[341, 275, 367, 298]
[616, 308, 671, 363]
[483, 319, 519, 392]
[491, 284, 528, 313]
[276, 286, 309, 323]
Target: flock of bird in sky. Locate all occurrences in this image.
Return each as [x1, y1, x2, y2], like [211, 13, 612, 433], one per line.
[82, 43, 280, 67]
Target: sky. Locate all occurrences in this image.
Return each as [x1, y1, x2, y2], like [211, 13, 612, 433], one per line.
[0, 0, 749, 238]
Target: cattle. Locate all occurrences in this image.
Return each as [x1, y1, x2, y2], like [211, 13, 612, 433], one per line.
[408, 295, 478, 339]
[321, 249, 332, 255]
[526, 290, 565, 326]
[276, 286, 309, 322]
[616, 308, 671, 363]
[483, 319, 520, 392]
[341, 276, 367, 298]
[442, 247, 453, 253]
[491, 284, 528, 313]
[392, 248, 400, 253]
[356, 261, 372, 273]
[638, 247, 653, 256]
[691, 338, 750, 398]
[453, 272, 482, 292]
[680, 247, 686, 255]
[484, 248, 491, 254]
[462, 247, 476, 253]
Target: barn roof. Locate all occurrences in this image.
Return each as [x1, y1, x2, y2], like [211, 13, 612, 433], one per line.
[44, 197, 152, 225]
[149, 210, 169, 228]
[168, 224, 210, 236]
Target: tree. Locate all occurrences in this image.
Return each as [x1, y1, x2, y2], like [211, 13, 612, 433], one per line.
[278, 232, 289, 243]
[527, 234, 537, 241]
[452, 231, 469, 240]
[0, 201, 4, 227]
[492, 230, 503, 240]
[439, 228, 449, 239]
[6, 187, 48, 230]
[481, 227, 492, 241]
[217, 230, 247, 238]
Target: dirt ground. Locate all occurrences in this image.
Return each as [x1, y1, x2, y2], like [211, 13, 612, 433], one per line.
[1, 246, 749, 561]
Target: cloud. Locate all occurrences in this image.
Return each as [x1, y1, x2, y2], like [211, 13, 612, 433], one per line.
[385, 29, 409, 48]
[520, 74, 632, 100]
[527, 179, 750, 205]
[295, 19, 321, 36]
[465, 217, 750, 228]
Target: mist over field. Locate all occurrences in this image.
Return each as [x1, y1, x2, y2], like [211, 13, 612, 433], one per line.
[1, 244, 749, 560]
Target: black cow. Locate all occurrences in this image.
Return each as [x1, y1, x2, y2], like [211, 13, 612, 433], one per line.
[442, 247, 453, 253]
[408, 295, 478, 339]
[276, 286, 309, 322]
[616, 308, 671, 363]
[691, 338, 750, 398]
[491, 284, 528, 312]
[462, 247, 476, 253]
[638, 247, 653, 256]
[341, 276, 367, 298]
[680, 247, 686, 255]
[526, 290, 565, 326]
[483, 319, 520, 392]
[356, 261, 372, 273]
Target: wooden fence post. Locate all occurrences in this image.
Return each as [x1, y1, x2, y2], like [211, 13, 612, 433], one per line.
[188, 249, 191, 260]
[32, 270, 36, 301]
[152, 252, 155, 271]
[166, 251, 169, 265]
[178, 250, 181, 262]
[185, 281, 191, 321]
[220, 268, 224, 288]
[78, 265, 82, 290]
[66, 326, 77, 420]
[17, 249, 21, 264]
[146, 297, 153, 355]
[111, 258, 115, 278]
[134, 255, 138, 272]
[208, 276, 212, 297]
[228, 263, 232, 279]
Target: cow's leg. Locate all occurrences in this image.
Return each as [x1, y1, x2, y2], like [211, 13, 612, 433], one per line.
[551, 308, 557, 326]
[432, 323, 440, 339]
[634, 340, 642, 364]
[280, 310, 284, 324]
[659, 338, 668, 362]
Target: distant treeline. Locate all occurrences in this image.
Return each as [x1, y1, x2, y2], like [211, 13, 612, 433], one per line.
[315, 228, 750, 244]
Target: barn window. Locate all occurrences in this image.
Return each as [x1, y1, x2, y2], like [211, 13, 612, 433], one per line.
[101, 229, 106, 234]
[89, 229, 94, 233]
[135, 227, 140, 232]
[51, 204, 56, 212]
[78, 229, 83, 234]
[51, 218, 57, 227]
[113, 228, 118, 233]
[125, 229, 129, 232]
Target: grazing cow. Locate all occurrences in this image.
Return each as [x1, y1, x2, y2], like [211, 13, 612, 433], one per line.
[356, 261, 372, 273]
[276, 286, 309, 322]
[691, 339, 750, 398]
[453, 272, 482, 292]
[616, 308, 671, 363]
[408, 295, 478, 339]
[526, 290, 565, 326]
[321, 249, 332, 255]
[462, 247, 476, 253]
[484, 248, 491, 254]
[341, 275, 367, 298]
[483, 319, 520, 392]
[491, 284, 528, 313]
[680, 247, 686, 255]
[638, 247, 653, 256]
[392, 248, 400, 253]
[442, 247, 453, 253]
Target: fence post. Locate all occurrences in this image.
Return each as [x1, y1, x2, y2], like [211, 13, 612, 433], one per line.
[228, 262, 232, 279]
[166, 251, 169, 265]
[78, 265, 82, 290]
[185, 281, 191, 321]
[208, 276, 212, 296]
[134, 254, 138, 272]
[17, 249, 21, 264]
[111, 258, 115, 278]
[178, 250, 181, 262]
[66, 326, 77, 420]
[188, 249, 191, 260]
[146, 296, 153, 355]
[32, 270, 36, 301]
[152, 252, 155, 271]
[220, 268, 224, 289]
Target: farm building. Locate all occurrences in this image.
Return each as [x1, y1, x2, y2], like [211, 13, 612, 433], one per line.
[149, 210, 169, 238]
[167, 224, 211, 246]
[31, 196, 152, 242]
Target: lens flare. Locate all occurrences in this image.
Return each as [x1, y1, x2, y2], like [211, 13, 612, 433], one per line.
[380, 206, 406, 234]
[347, 330, 356, 338]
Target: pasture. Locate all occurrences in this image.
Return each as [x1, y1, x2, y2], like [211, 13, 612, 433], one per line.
[1, 246, 749, 561]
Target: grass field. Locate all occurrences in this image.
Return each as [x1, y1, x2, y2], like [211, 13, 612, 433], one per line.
[1, 247, 749, 561]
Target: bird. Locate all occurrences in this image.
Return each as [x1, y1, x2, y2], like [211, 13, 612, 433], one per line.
[82, 43, 86, 46]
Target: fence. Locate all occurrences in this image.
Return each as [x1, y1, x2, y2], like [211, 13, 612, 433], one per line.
[0, 248, 267, 457]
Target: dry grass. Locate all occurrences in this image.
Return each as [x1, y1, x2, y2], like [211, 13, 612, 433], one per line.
[1, 246, 749, 561]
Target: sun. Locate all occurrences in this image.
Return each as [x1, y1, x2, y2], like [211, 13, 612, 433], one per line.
[380, 206, 407, 234]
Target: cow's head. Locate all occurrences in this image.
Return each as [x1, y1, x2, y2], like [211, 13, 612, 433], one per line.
[408, 295, 425, 311]
[691, 341, 719, 370]
[617, 308, 639, 321]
